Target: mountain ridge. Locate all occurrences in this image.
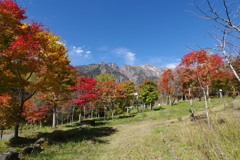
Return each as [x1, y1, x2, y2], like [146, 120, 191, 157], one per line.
[75, 62, 167, 85]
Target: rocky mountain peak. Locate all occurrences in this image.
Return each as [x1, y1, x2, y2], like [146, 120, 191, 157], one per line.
[75, 63, 167, 85]
[107, 63, 119, 70]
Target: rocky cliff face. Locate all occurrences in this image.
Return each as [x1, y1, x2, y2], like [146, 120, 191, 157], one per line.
[75, 62, 167, 85]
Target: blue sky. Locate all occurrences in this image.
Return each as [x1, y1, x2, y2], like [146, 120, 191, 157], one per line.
[16, 0, 217, 68]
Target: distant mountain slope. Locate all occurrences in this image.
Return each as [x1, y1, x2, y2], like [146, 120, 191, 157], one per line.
[75, 62, 167, 85]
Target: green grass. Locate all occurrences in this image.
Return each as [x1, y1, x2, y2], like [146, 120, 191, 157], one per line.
[0, 96, 238, 159]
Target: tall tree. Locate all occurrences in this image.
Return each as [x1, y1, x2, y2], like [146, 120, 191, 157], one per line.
[0, 0, 71, 136]
[158, 69, 175, 106]
[100, 80, 127, 119]
[177, 50, 224, 124]
[138, 80, 159, 110]
[118, 81, 136, 109]
[69, 76, 100, 121]
[40, 65, 77, 128]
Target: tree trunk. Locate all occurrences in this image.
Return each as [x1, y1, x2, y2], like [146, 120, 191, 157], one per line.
[219, 89, 223, 98]
[223, 49, 240, 83]
[169, 95, 172, 106]
[56, 112, 59, 126]
[14, 102, 24, 138]
[20, 123, 24, 134]
[83, 107, 86, 119]
[188, 88, 194, 118]
[1, 126, 3, 140]
[72, 105, 76, 122]
[52, 103, 57, 128]
[40, 120, 42, 128]
[111, 108, 114, 120]
[14, 121, 20, 138]
[79, 107, 82, 122]
[104, 106, 106, 120]
[206, 85, 210, 101]
[202, 86, 210, 126]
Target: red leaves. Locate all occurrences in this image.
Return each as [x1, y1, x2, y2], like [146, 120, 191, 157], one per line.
[177, 50, 224, 89]
[23, 99, 51, 122]
[69, 76, 100, 107]
[158, 69, 174, 94]
[0, 0, 27, 21]
[0, 93, 18, 127]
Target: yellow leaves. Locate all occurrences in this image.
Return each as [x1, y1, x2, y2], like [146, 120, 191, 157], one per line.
[20, 22, 29, 29]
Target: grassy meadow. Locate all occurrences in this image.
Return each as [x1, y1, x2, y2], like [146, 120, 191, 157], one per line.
[0, 96, 240, 160]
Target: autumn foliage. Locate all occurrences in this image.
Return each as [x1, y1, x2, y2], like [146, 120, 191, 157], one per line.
[1, 0, 240, 139]
[0, 0, 71, 137]
[69, 76, 100, 107]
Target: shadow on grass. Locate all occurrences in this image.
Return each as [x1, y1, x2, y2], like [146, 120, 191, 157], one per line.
[36, 126, 117, 144]
[118, 114, 136, 119]
[6, 124, 116, 148]
[93, 122, 107, 126]
[153, 107, 165, 111]
[7, 137, 38, 148]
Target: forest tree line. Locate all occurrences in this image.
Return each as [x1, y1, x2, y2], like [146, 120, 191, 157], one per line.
[0, 0, 239, 138]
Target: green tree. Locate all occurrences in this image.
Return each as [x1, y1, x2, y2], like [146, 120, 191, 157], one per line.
[138, 80, 159, 110]
[95, 73, 114, 86]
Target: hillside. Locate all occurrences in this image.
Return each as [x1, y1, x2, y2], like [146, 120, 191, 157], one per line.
[1, 97, 239, 160]
[75, 62, 167, 85]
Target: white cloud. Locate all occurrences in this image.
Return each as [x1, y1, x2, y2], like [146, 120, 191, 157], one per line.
[68, 46, 93, 66]
[125, 52, 136, 65]
[113, 48, 136, 65]
[69, 46, 91, 58]
[72, 46, 84, 55]
[84, 51, 91, 59]
[166, 63, 178, 69]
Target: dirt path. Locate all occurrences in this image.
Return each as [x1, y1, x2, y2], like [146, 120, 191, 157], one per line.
[1, 133, 13, 139]
[98, 120, 176, 160]
[97, 101, 233, 160]
[1, 130, 32, 140]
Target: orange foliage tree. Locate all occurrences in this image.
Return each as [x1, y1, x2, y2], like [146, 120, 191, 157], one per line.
[0, 0, 70, 137]
[38, 65, 78, 128]
[100, 80, 127, 119]
[177, 50, 224, 124]
[158, 69, 175, 106]
[0, 94, 18, 139]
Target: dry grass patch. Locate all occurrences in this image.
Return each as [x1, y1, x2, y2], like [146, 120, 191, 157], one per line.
[99, 121, 173, 160]
[164, 101, 240, 160]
